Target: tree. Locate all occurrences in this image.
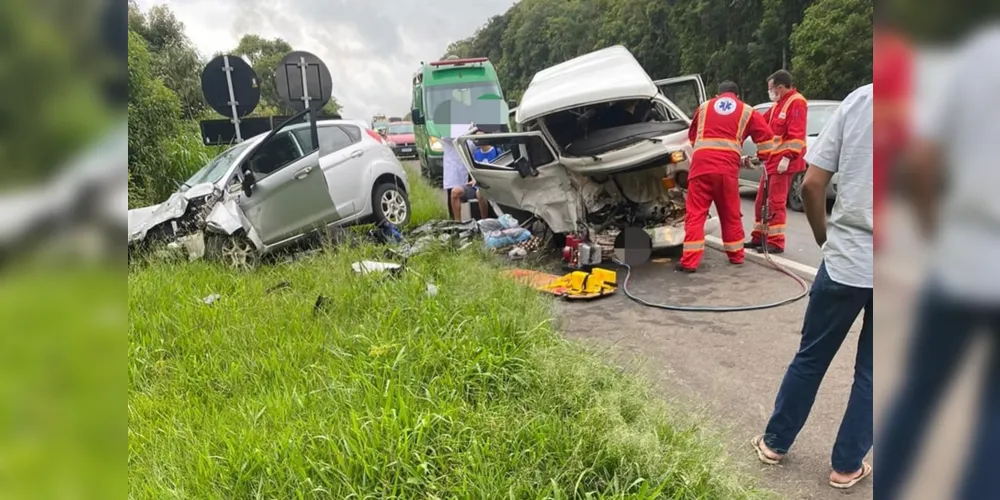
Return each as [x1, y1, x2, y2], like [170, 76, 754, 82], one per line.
[791, 0, 873, 99]
[127, 30, 183, 206]
[127, 2, 205, 119]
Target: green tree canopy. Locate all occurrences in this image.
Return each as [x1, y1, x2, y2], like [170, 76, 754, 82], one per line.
[790, 0, 874, 99]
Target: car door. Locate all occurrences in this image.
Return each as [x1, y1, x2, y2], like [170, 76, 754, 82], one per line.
[653, 74, 707, 119]
[297, 124, 364, 220]
[236, 112, 337, 245]
[455, 131, 581, 233]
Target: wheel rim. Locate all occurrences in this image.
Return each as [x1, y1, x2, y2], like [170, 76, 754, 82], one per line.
[380, 189, 408, 225]
[221, 238, 254, 270]
[789, 174, 804, 208]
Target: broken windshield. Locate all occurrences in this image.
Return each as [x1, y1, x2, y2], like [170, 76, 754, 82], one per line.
[183, 141, 252, 188]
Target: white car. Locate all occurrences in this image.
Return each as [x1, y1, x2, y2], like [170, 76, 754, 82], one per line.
[738, 100, 842, 211]
[456, 45, 715, 251]
[128, 111, 411, 255]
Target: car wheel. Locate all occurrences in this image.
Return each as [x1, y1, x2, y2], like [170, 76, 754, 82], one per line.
[373, 183, 411, 227]
[206, 233, 258, 270]
[787, 172, 805, 212]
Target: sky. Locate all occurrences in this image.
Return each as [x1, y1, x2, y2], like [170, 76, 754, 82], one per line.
[135, 0, 517, 120]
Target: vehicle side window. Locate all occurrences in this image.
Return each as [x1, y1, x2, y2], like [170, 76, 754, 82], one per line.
[247, 132, 303, 175]
[339, 125, 361, 143]
[317, 126, 354, 154]
[291, 128, 320, 154]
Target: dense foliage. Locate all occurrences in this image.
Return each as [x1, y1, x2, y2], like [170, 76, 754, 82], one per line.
[443, 0, 873, 105]
[126, 1, 342, 208]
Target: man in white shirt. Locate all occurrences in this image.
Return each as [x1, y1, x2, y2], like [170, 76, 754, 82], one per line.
[752, 83, 874, 490]
[877, 26, 1000, 500]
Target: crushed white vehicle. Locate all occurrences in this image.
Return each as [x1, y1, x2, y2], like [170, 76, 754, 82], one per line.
[456, 45, 717, 262]
[128, 111, 412, 264]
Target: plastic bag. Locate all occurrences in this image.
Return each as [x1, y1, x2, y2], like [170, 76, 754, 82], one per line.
[484, 227, 532, 249]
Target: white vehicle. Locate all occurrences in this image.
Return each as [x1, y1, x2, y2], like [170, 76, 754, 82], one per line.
[128, 111, 411, 255]
[456, 45, 715, 252]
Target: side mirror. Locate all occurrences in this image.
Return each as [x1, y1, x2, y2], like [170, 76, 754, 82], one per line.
[241, 170, 256, 197]
[411, 109, 425, 125]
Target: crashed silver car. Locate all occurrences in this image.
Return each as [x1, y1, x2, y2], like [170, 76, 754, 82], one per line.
[456, 45, 718, 257]
[128, 111, 412, 262]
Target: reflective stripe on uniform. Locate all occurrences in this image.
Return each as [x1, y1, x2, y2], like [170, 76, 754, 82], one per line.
[696, 102, 709, 139]
[723, 240, 744, 252]
[683, 240, 705, 252]
[734, 105, 753, 142]
[765, 224, 786, 235]
[774, 139, 806, 153]
[755, 139, 775, 154]
[693, 138, 742, 154]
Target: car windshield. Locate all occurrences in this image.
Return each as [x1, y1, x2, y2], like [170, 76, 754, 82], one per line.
[426, 82, 502, 124]
[754, 103, 841, 137]
[183, 141, 252, 187]
[387, 123, 414, 134]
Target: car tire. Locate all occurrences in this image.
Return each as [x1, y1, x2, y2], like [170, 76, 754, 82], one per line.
[372, 183, 411, 228]
[787, 172, 805, 213]
[206, 232, 259, 270]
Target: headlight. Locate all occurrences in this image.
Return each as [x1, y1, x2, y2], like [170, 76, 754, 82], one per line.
[429, 136, 444, 152]
[669, 150, 686, 163]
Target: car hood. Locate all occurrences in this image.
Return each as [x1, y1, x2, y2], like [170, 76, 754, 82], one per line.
[387, 133, 415, 144]
[127, 182, 218, 244]
[516, 46, 658, 124]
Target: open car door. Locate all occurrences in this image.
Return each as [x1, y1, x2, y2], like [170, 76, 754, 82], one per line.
[455, 131, 581, 233]
[653, 74, 707, 119]
[235, 111, 338, 246]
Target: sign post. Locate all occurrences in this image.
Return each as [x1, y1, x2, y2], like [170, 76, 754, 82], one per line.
[200, 54, 260, 145]
[274, 51, 334, 150]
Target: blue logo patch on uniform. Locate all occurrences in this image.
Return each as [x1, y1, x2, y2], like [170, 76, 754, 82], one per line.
[714, 97, 737, 116]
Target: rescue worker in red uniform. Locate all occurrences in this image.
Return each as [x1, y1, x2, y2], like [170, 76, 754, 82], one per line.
[679, 81, 775, 272]
[748, 70, 808, 254]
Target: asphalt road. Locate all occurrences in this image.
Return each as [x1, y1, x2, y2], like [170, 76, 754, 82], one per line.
[730, 188, 824, 269]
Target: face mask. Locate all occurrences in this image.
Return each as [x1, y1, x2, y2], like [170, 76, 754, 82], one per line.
[768, 89, 779, 102]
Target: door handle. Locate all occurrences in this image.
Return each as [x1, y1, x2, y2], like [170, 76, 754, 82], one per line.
[350, 150, 364, 158]
[293, 166, 313, 180]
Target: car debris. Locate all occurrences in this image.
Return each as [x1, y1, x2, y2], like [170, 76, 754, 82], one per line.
[201, 293, 221, 305]
[352, 261, 403, 275]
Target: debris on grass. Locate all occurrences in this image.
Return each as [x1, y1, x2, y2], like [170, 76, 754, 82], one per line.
[201, 293, 221, 305]
[352, 261, 402, 275]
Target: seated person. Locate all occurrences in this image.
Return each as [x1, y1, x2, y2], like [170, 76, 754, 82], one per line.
[447, 131, 491, 221]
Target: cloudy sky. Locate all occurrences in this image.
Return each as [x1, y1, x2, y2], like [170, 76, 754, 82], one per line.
[136, 0, 517, 120]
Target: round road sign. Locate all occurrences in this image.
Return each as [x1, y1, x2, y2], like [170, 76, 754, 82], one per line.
[274, 51, 334, 112]
[200, 54, 260, 118]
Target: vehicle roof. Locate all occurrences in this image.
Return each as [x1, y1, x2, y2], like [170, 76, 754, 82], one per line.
[516, 46, 658, 124]
[241, 119, 367, 145]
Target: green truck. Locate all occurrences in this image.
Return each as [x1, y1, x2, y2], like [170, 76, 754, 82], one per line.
[410, 57, 509, 186]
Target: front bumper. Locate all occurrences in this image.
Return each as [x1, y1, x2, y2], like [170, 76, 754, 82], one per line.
[391, 143, 418, 158]
[425, 156, 444, 177]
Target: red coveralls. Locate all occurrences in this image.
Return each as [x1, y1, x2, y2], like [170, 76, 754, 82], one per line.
[873, 28, 912, 250]
[750, 90, 808, 251]
[680, 92, 775, 270]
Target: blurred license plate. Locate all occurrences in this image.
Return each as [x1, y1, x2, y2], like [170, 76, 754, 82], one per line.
[400, 148, 412, 153]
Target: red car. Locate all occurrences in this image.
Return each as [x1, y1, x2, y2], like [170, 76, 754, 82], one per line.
[383, 121, 417, 159]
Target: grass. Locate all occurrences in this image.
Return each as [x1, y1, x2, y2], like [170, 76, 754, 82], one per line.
[128, 172, 769, 499]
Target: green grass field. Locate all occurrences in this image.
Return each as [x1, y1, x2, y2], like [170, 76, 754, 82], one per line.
[128, 173, 768, 499]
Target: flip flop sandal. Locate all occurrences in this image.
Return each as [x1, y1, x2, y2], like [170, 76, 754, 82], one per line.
[829, 462, 872, 490]
[750, 435, 782, 465]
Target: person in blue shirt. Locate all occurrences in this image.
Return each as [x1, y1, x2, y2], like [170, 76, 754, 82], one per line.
[473, 141, 500, 163]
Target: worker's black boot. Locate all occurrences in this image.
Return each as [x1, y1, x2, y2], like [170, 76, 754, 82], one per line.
[745, 240, 762, 250]
[675, 263, 697, 273]
[755, 245, 784, 255]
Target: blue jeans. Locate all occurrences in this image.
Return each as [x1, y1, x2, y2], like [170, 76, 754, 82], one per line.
[764, 261, 873, 473]
[875, 285, 1000, 500]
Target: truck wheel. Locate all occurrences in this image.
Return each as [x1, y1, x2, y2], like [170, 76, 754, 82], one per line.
[372, 183, 411, 228]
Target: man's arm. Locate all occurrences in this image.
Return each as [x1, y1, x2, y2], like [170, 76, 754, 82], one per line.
[802, 166, 834, 246]
[779, 99, 808, 161]
[905, 139, 943, 239]
[687, 104, 700, 144]
[746, 111, 775, 163]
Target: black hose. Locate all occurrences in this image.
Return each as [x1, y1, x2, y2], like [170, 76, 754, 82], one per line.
[614, 164, 809, 312]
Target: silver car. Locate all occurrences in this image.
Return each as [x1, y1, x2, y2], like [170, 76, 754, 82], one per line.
[739, 100, 841, 212]
[128, 111, 412, 255]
